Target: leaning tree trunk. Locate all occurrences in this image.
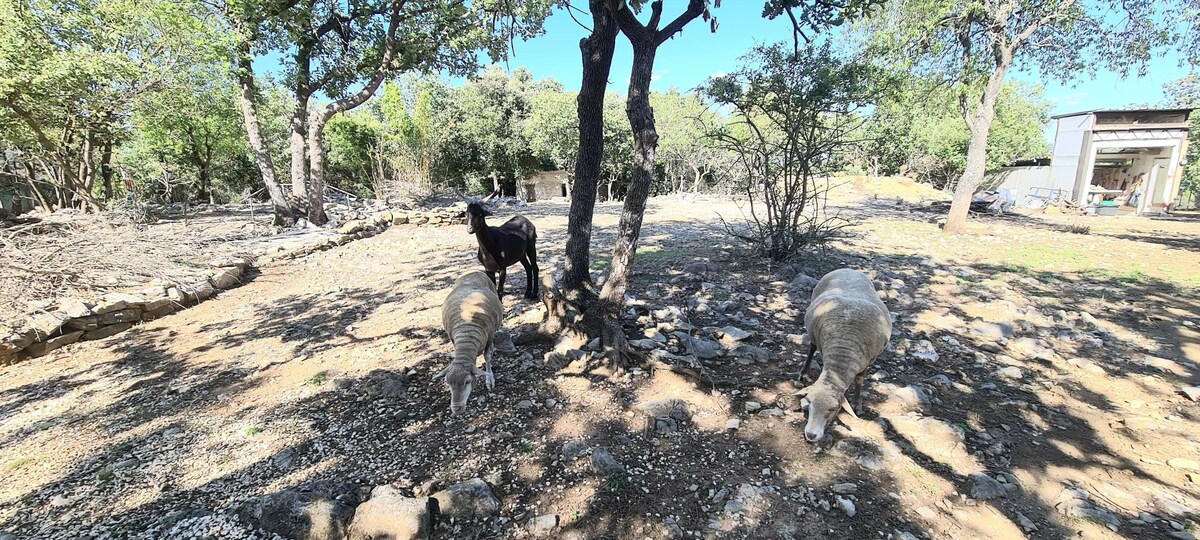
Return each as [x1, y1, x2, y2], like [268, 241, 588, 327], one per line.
[234, 41, 295, 226]
[289, 104, 309, 203]
[556, 0, 619, 298]
[598, 42, 658, 312]
[943, 64, 1007, 234]
[100, 139, 114, 201]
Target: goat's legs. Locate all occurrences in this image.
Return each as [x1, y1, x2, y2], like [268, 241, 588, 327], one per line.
[800, 341, 816, 381]
[519, 257, 534, 299]
[525, 241, 539, 298]
[496, 267, 507, 297]
[482, 337, 496, 391]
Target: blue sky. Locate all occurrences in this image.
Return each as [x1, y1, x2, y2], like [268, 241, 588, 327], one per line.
[496, 5, 1193, 141]
[256, 3, 1194, 141]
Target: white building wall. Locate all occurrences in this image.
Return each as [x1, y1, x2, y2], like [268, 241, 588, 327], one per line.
[1048, 114, 1093, 198]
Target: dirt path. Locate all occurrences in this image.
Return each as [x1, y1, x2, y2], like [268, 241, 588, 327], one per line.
[1, 197, 1198, 539]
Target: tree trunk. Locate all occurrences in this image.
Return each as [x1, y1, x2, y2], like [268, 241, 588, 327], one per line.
[290, 28, 314, 204]
[560, 0, 619, 295]
[234, 39, 295, 226]
[943, 64, 1007, 234]
[304, 1, 402, 226]
[691, 163, 702, 192]
[598, 41, 658, 309]
[100, 139, 114, 201]
[289, 103, 309, 202]
[306, 115, 330, 225]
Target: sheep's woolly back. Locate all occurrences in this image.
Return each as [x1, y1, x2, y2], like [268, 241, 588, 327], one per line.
[441, 271, 503, 365]
[804, 268, 892, 384]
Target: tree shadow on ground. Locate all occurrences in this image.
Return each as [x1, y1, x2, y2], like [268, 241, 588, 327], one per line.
[3, 200, 1199, 539]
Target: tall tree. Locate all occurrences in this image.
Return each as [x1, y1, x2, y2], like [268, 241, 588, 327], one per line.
[225, 8, 296, 225]
[550, 0, 620, 324]
[598, 0, 712, 358]
[865, 0, 1165, 233]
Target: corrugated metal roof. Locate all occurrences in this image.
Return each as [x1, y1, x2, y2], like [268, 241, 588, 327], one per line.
[1050, 107, 1194, 119]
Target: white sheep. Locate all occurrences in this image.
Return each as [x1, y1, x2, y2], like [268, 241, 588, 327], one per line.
[794, 268, 891, 443]
[436, 270, 503, 415]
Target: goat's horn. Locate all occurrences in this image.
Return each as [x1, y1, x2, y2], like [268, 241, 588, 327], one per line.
[482, 189, 500, 202]
[452, 188, 471, 203]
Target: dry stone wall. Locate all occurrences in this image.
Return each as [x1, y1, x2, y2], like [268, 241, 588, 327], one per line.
[1, 207, 467, 365]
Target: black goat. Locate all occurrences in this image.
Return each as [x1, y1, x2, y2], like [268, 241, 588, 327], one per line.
[464, 201, 539, 299]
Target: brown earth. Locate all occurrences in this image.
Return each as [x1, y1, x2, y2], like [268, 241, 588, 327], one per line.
[0, 193, 1198, 539]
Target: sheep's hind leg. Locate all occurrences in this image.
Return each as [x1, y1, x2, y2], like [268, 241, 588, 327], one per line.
[800, 342, 816, 381]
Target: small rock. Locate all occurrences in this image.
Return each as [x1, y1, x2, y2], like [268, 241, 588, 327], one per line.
[49, 495, 72, 508]
[725, 419, 741, 430]
[910, 340, 939, 362]
[432, 478, 500, 519]
[562, 440, 590, 460]
[1168, 458, 1199, 470]
[830, 483, 857, 494]
[516, 400, 535, 410]
[1181, 386, 1200, 402]
[527, 514, 558, 535]
[916, 506, 936, 520]
[968, 472, 1007, 500]
[1017, 512, 1037, 532]
[634, 399, 692, 422]
[994, 366, 1023, 380]
[836, 496, 856, 517]
[347, 486, 434, 540]
[590, 448, 625, 475]
[789, 273, 819, 290]
[744, 401, 762, 412]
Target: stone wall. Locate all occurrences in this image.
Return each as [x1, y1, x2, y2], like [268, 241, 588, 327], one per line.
[0, 207, 467, 365]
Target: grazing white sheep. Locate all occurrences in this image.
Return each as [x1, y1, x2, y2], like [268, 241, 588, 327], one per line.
[437, 270, 503, 415]
[795, 268, 892, 443]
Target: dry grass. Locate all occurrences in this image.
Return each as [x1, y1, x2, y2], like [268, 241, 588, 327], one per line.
[0, 208, 273, 325]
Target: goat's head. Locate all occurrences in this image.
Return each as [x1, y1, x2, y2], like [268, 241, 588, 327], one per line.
[794, 383, 857, 443]
[465, 202, 492, 234]
[433, 363, 480, 416]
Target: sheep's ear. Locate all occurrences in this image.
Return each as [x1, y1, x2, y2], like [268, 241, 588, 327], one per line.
[792, 385, 812, 397]
[840, 399, 858, 419]
[432, 367, 449, 381]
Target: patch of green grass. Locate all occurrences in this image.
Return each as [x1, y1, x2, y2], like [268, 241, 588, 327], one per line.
[517, 441, 534, 454]
[3, 457, 31, 471]
[96, 465, 114, 483]
[709, 288, 731, 301]
[601, 472, 630, 495]
[305, 371, 327, 386]
[244, 426, 263, 436]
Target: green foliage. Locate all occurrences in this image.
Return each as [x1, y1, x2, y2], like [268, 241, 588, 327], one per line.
[0, 0, 228, 210]
[860, 77, 1050, 187]
[1163, 72, 1200, 208]
[701, 42, 871, 261]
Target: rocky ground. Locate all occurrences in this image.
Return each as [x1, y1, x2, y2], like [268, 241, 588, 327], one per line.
[0, 193, 1198, 540]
